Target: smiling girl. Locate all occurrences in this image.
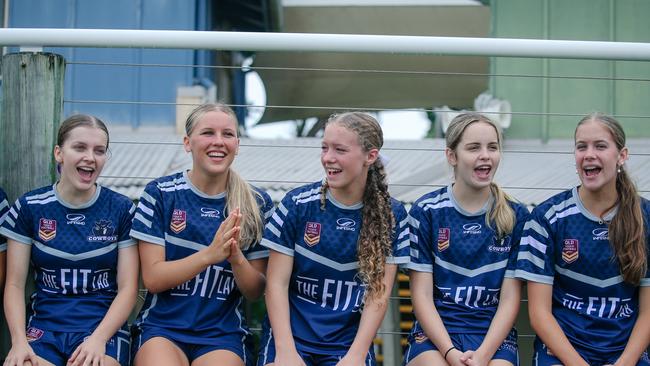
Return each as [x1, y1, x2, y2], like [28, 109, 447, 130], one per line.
[130, 103, 273, 366]
[404, 113, 529, 366]
[1, 114, 139, 366]
[515, 113, 650, 365]
[258, 112, 410, 366]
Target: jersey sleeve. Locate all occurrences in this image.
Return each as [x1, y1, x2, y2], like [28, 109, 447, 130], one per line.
[513, 204, 556, 284]
[130, 181, 166, 246]
[387, 201, 410, 265]
[0, 189, 9, 251]
[0, 196, 34, 246]
[117, 199, 137, 249]
[260, 192, 298, 257]
[405, 200, 435, 273]
[504, 203, 530, 278]
[244, 187, 275, 261]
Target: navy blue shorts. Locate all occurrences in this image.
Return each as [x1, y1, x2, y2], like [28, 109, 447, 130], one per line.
[26, 325, 130, 366]
[132, 326, 253, 366]
[403, 329, 519, 365]
[532, 337, 650, 366]
[256, 327, 375, 366]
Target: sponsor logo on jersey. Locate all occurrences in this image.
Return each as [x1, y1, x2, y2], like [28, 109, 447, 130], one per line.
[304, 222, 321, 246]
[562, 239, 579, 263]
[88, 219, 118, 242]
[413, 330, 428, 344]
[336, 217, 356, 231]
[66, 213, 86, 225]
[26, 327, 44, 342]
[38, 218, 56, 241]
[200, 207, 220, 218]
[438, 228, 450, 251]
[592, 227, 609, 241]
[462, 223, 482, 235]
[488, 235, 512, 253]
[170, 209, 187, 234]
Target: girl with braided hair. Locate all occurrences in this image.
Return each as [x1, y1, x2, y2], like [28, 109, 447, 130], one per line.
[258, 112, 410, 366]
[404, 113, 528, 366]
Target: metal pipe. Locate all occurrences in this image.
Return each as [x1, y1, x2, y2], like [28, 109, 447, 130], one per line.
[1, 28, 650, 60]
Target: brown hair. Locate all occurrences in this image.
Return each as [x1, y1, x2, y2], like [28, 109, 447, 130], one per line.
[319, 112, 394, 301]
[185, 103, 264, 249]
[575, 113, 647, 285]
[57, 114, 109, 148]
[445, 112, 515, 240]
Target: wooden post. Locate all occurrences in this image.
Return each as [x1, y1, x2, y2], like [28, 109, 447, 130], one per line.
[0, 51, 65, 357]
[0, 52, 66, 200]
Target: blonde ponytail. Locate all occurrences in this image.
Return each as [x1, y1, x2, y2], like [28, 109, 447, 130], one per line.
[487, 182, 516, 240]
[226, 169, 264, 250]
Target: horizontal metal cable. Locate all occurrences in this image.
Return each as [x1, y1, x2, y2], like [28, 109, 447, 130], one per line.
[65, 99, 650, 119]
[109, 140, 650, 157]
[66, 60, 650, 83]
[98, 176, 650, 193]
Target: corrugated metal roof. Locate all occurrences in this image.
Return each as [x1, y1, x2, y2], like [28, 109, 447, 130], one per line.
[99, 127, 650, 207]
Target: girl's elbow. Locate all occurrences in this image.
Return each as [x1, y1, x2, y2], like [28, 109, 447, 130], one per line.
[528, 307, 547, 333]
[141, 276, 164, 294]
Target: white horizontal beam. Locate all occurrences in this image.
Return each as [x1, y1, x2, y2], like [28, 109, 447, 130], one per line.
[1, 28, 650, 61]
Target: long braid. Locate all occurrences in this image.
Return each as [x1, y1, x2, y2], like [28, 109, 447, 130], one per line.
[359, 159, 394, 301]
[320, 180, 329, 211]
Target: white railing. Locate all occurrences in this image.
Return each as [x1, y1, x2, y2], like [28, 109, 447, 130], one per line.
[1, 28, 650, 60]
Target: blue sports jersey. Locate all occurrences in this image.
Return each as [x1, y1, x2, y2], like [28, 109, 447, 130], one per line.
[262, 181, 410, 353]
[514, 187, 650, 355]
[0, 184, 136, 332]
[131, 171, 273, 345]
[407, 185, 529, 334]
[0, 188, 9, 251]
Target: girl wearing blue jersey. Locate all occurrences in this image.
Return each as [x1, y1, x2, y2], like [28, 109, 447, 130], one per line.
[2, 115, 139, 366]
[517, 113, 650, 366]
[260, 112, 410, 366]
[131, 103, 272, 366]
[404, 113, 527, 366]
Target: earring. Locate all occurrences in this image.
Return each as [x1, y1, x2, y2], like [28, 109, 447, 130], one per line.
[617, 166, 621, 173]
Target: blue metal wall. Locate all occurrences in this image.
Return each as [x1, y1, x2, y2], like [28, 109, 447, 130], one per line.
[9, 0, 203, 127]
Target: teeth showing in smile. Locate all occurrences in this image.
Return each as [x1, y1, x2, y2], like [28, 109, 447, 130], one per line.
[208, 152, 225, 158]
[584, 166, 601, 176]
[77, 166, 95, 179]
[327, 168, 342, 175]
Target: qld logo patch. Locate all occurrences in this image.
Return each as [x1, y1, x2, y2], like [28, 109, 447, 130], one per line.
[38, 218, 56, 241]
[413, 330, 428, 344]
[26, 327, 44, 342]
[304, 222, 321, 246]
[438, 228, 450, 252]
[562, 239, 579, 264]
[170, 209, 187, 234]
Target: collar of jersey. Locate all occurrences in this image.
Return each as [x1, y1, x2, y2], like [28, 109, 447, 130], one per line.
[52, 182, 101, 209]
[447, 184, 492, 217]
[572, 186, 617, 223]
[183, 170, 226, 200]
[325, 190, 363, 210]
